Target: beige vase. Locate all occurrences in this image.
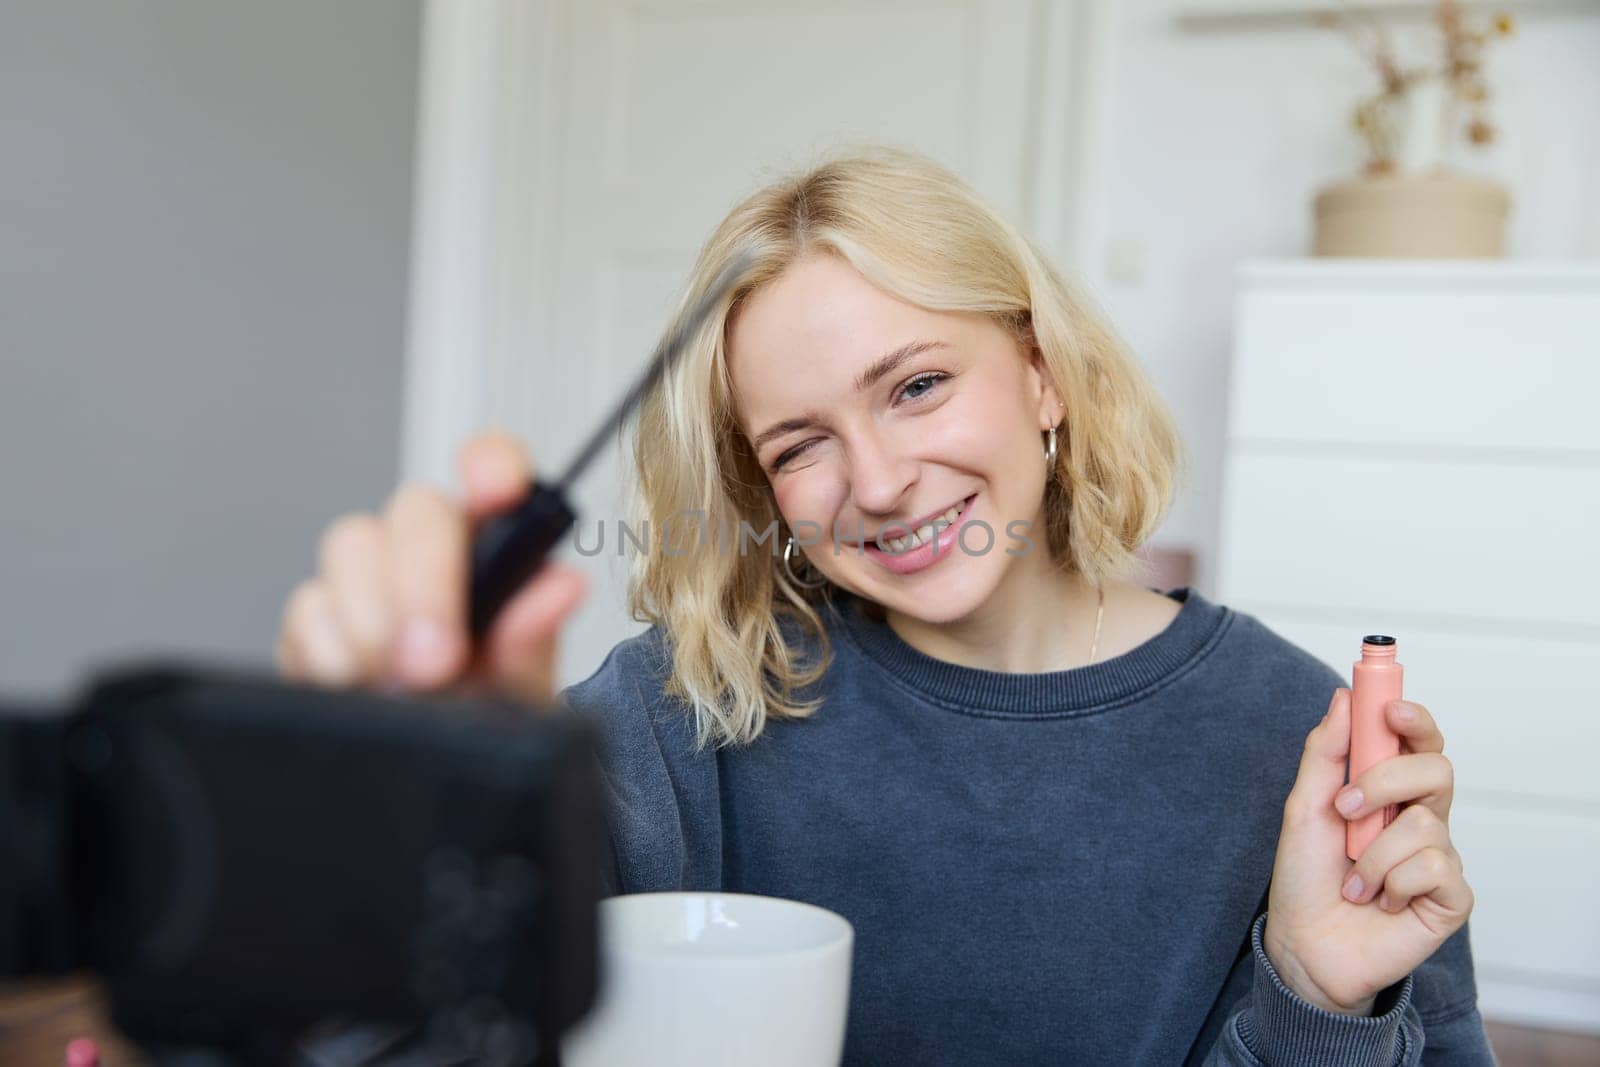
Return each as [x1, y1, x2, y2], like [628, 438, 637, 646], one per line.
[1313, 173, 1510, 257]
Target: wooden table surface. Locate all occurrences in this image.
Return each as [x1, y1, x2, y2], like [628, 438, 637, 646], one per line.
[0, 976, 146, 1066]
[5, 977, 1597, 1066]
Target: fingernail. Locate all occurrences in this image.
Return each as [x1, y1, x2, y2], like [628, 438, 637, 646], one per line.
[401, 618, 452, 680]
[1336, 787, 1363, 817]
[1393, 701, 1416, 723]
[1378, 892, 1392, 911]
[1343, 872, 1364, 902]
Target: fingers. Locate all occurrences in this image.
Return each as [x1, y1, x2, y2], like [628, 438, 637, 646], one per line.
[1282, 689, 1351, 826]
[1312, 687, 1350, 758]
[280, 579, 362, 687]
[1388, 699, 1444, 755]
[317, 513, 395, 679]
[274, 626, 304, 680]
[1378, 845, 1475, 920]
[1339, 802, 1457, 906]
[458, 430, 534, 522]
[277, 429, 558, 702]
[385, 484, 470, 689]
[483, 561, 589, 706]
[1336, 750, 1455, 826]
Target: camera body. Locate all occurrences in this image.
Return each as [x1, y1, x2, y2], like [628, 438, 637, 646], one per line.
[0, 661, 608, 1062]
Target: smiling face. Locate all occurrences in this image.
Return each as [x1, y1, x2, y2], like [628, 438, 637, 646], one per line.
[728, 253, 1064, 625]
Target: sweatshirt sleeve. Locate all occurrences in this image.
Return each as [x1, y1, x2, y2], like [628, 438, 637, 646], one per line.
[557, 628, 724, 895]
[1199, 912, 1498, 1065]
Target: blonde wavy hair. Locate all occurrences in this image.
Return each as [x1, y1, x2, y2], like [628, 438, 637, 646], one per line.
[625, 145, 1188, 751]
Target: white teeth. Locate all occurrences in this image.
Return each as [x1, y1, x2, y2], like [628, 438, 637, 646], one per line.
[882, 498, 969, 553]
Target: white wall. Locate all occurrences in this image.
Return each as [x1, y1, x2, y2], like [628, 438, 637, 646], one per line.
[1088, 0, 1600, 593]
[0, 1, 422, 700]
[398, 0, 1597, 664]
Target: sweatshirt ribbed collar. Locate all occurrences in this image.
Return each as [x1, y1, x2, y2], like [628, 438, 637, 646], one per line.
[826, 585, 1231, 717]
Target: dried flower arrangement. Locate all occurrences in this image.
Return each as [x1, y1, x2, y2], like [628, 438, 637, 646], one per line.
[1320, 1, 1515, 176]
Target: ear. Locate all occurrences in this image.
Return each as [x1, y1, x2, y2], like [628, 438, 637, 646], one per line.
[1026, 345, 1064, 433]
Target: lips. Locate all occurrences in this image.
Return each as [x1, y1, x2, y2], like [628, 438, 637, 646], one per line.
[843, 494, 977, 548]
[857, 494, 979, 575]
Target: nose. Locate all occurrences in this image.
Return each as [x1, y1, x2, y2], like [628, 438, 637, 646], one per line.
[846, 424, 917, 517]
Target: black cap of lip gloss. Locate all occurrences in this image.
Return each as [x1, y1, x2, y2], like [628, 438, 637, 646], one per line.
[1362, 634, 1396, 645]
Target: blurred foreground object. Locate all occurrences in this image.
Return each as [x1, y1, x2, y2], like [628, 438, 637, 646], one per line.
[1, 661, 608, 1065]
[0, 977, 138, 1065]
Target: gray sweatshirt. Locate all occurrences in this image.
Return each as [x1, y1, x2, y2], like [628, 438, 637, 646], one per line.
[559, 586, 1496, 1065]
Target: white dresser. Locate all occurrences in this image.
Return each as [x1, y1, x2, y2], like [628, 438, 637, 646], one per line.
[1216, 260, 1600, 1032]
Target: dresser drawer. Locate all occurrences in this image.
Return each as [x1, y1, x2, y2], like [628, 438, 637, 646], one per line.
[1450, 802, 1600, 988]
[1247, 615, 1600, 808]
[1218, 450, 1600, 628]
[1230, 263, 1600, 453]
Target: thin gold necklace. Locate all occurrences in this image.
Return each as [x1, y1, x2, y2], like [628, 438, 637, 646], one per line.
[1089, 585, 1105, 665]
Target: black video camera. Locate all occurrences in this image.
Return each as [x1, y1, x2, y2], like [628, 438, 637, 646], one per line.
[0, 660, 609, 1065]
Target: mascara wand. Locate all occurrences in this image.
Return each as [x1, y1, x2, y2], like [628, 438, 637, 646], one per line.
[467, 251, 753, 639]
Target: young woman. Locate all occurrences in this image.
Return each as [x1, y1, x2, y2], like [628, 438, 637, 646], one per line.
[278, 148, 1492, 1064]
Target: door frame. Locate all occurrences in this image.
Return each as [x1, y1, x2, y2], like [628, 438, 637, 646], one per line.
[399, 0, 1119, 483]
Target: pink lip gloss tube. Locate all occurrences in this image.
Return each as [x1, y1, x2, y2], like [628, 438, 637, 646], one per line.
[1348, 635, 1404, 862]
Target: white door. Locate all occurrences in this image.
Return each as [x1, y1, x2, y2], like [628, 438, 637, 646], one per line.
[404, 0, 1104, 688]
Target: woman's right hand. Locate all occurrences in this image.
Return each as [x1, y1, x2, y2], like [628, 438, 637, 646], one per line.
[275, 431, 589, 708]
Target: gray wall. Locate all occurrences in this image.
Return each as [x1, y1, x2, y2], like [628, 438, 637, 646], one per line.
[0, 1, 421, 700]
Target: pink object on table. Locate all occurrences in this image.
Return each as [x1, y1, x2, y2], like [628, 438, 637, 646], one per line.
[64, 1037, 100, 1067]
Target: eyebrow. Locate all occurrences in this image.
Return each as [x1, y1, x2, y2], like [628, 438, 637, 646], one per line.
[750, 339, 949, 454]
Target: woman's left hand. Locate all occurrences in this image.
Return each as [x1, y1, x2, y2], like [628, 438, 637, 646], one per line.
[1262, 688, 1475, 1016]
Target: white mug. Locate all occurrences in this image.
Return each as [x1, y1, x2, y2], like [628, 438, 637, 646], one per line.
[559, 892, 854, 1067]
